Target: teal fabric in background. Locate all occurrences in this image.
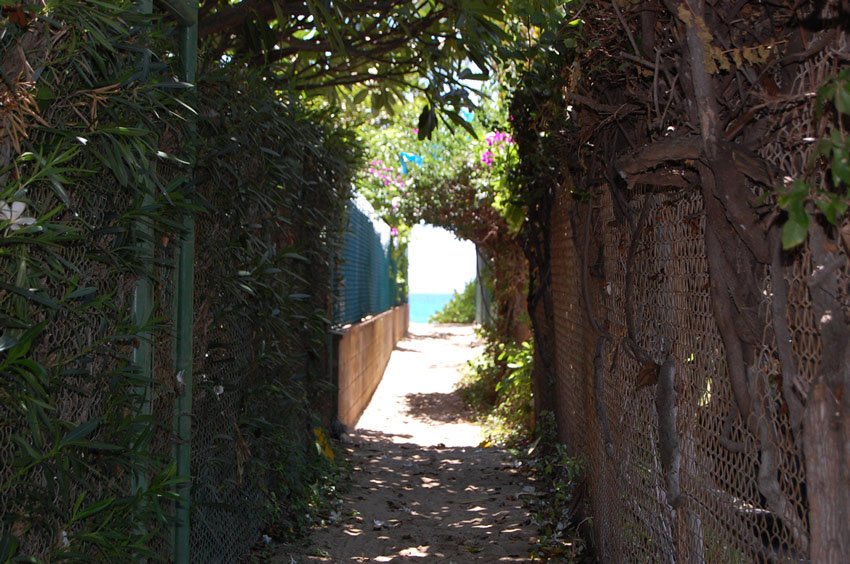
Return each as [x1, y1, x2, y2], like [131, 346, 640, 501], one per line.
[334, 198, 401, 325]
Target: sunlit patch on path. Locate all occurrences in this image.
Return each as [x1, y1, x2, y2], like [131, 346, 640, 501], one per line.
[274, 324, 539, 562]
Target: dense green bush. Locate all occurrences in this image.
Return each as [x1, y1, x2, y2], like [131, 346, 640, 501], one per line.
[460, 329, 534, 445]
[0, 2, 192, 560]
[0, 3, 358, 561]
[190, 65, 358, 559]
[429, 280, 477, 324]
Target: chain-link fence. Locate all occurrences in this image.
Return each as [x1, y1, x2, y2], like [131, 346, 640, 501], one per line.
[521, 7, 848, 561]
[1, 4, 193, 560]
[334, 195, 401, 326]
[549, 184, 811, 561]
[1, 3, 358, 562]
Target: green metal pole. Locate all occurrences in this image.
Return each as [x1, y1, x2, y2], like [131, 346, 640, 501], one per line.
[156, 0, 198, 25]
[173, 10, 197, 564]
[172, 198, 195, 564]
[131, 0, 154, 503]
[130, 4, 156, 562]
[131, 203, 154, 548]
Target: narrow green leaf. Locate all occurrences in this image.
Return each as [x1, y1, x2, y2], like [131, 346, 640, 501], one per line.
[283, 252, 308, 262]
[352, 88, 369, 105]
[95, 126, 151, 137]
[67, 287, 97, 300]
[12, 434, 43, 462]
[835, 81, 850, 114]
[72, 493, 87, 519]
[0, 530, 19, 562]
[25, 403, 43, 449]
[0, 283, 59, 309]
[61, 418, 100, 447]
[72, 496, 116, 522]
[83, 441, 124, 452]
[458, 68, 489, 81]
[445, 110, 478, 138]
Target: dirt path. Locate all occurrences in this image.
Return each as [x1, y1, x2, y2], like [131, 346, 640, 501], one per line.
[274, 324, 538, 562]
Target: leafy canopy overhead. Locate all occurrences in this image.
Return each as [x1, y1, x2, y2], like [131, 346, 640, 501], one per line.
[195, 0, 566, 136]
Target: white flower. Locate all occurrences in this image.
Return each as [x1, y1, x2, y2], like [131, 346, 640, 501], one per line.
[0, 201, 36, 232]
[214, 385, 224, 397]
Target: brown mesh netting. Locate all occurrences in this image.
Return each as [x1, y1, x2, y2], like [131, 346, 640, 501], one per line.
[516, 1, 849, 560]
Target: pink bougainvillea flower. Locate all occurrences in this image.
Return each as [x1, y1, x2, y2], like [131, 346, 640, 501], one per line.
[485, 130, 514, 147]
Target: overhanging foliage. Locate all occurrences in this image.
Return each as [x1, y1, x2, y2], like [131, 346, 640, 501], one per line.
[1, 2, 359, 560]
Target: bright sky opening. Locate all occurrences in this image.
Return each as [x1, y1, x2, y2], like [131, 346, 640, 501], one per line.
[407, 224, 476, 294]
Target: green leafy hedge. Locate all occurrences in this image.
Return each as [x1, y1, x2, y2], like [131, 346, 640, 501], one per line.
[429, 280, 477, 324]
[1, 3, 191, 560]
[1, 3, 358, 561]
[188, 65, 358, 560]
[461, 331, 534, 445]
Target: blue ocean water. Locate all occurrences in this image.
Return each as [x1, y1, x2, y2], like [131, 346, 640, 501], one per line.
[409, 293, 453, 323]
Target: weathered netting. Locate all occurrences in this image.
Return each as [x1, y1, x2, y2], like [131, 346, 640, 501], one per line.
[1, 8, 349, 560]
[187, 201, 270, 562]
[1, 15, 160, 558]
[0, 167, 137, 559]
[542, 25, 846, 563]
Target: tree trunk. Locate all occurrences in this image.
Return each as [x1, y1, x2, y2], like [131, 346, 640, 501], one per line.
[805, 225, 850, 562]
[803, 382, 850, 563]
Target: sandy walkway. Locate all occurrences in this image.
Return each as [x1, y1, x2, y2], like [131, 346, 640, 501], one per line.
[273, 324, 537, 562]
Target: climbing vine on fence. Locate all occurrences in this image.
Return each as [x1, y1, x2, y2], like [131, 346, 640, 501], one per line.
[508, 0, 850, 560]
[188, 64, 358, 558]
[1, 2, 191, 559]
[1, 2, 361, 560]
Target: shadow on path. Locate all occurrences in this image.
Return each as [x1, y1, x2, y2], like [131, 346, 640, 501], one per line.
[404, 390, 471, 424]
[292, 430, 534, 562]
[271, 324, 536, 562]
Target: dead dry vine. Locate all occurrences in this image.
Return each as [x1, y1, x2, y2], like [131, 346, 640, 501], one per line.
[512, 0, 850, 560]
